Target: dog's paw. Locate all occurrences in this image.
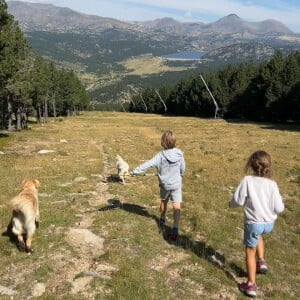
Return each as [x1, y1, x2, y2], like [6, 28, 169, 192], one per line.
[17, 241, 26, 252]
[25, 246, 33, 254]
[35, 220, 40, 228]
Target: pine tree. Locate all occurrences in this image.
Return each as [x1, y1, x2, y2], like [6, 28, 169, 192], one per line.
[0, 0, 29, 129]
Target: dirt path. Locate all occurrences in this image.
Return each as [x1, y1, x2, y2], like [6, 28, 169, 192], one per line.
[45, 141, 119, 298]
[1, 141, 119, 299]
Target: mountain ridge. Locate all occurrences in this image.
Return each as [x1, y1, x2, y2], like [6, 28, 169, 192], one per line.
[140, 14, 293, 36]
[7, 1, 140, 33]
[7, 1, 295, 36]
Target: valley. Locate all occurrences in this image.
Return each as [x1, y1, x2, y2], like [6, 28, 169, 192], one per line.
[7, 1, 300, 103]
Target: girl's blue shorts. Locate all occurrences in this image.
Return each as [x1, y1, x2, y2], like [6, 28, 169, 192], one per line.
[244, 222, 274, 247]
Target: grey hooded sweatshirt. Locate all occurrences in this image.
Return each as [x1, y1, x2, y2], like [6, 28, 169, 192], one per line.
[132, 148, 185, 190]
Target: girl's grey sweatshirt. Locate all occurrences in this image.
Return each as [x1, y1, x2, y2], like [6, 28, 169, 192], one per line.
[132, 148, 185, 190]
[229, 175, 284, 224]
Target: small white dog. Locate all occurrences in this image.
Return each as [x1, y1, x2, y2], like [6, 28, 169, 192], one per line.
[116, 155, 129, 184]
[8, 179, 41, 253]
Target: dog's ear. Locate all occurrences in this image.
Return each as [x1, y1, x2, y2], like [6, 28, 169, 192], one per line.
[21, 179, 28, 188]
[33, 179, 41, 189]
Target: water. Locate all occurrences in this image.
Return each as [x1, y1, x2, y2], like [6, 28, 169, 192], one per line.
[162, 50, 207, 61]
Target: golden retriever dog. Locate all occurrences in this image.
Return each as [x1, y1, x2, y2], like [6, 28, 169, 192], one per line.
[116, 155, 129, 184]
[8, 179, 41, 253]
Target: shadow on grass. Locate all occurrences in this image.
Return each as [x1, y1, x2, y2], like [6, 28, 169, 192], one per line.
[226, 119, 300, 132]
[98, 199, 246, 283]
[98, 198, 157, 220]
[104, 175, 128, 184]
[160, 225, 246, 283]
[260, 123, 300, 132]
[0, 132, 9, 138]
[1, 220, 19, 250]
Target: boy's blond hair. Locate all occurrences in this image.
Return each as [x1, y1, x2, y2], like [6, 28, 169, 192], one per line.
[161, 131, 176, 149]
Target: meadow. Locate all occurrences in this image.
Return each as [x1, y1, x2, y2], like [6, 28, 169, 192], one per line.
[119, 54, 188, 75]
[0, 111, 299, 299]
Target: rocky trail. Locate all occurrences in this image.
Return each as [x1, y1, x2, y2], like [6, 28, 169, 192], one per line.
[0, 141, 121, 299]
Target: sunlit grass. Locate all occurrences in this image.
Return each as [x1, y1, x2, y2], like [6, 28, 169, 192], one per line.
[120, 54, 189, 75]
[0, 112, 299, 299]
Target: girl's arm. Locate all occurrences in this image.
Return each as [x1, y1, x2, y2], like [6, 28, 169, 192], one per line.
[272, 182, 285, 214]
[229, 178, 247, 207]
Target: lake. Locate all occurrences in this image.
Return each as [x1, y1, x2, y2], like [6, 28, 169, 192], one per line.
[162, 50, 207, 61]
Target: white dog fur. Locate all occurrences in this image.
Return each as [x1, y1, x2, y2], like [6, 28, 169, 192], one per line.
[116, 155, 129, 184]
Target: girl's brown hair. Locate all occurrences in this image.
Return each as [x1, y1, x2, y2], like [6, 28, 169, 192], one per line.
[245, 150, 272, 178]
[161, 131, 176, 149]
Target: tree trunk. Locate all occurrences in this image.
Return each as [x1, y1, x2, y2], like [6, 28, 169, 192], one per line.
[43, 98, 48, 123]
[36, 103, 41, 124]
[16, 106, 21, 130]
[7, 94, 14, 131]
[52, 92, 57, 120]
[21, 107, 28, 129]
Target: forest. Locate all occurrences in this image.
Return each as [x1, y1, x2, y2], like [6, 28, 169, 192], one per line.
[130, 51, 300, 122]
[1, 0, 299, 128]
[0, 0, 90, 130]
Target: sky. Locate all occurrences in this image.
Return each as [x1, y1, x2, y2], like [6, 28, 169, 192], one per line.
[8, 0, 300, 33]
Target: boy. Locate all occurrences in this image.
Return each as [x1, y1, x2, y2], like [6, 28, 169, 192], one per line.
[131, 131, 185, 240]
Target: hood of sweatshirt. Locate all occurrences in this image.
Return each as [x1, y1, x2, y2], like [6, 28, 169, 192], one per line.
[161, 148, 183, 163]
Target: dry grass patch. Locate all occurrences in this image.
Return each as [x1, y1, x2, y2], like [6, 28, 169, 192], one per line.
[120, 54, 188, 75]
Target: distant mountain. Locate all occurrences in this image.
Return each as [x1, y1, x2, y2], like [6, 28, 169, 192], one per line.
[7, 1, 295, 37]
[7, 0, 140, 33]
[139, 14, 293, 36]
[204, 42, 276, 62]
[203, 14, 292, 34]
[138, 17, 205, 35]
[6, 1, 300, 103]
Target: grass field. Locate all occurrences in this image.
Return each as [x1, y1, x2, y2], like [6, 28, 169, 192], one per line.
[120, 54, 188, 75]
[0, 112, 299, 299]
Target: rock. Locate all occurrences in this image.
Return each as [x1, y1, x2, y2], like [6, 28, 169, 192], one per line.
[38, 150, 55, 154]
[66, 228, 105, 257]
[0, 285, 17, 296]
[32, 282, 46, 297]
[74, 177, 88, 182]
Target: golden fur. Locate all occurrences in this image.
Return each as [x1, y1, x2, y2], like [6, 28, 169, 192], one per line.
[8, 179, 41, 253]
[116, 155, 129, 184]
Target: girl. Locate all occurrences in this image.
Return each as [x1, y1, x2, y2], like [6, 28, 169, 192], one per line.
[229, 150, 284, 297]
[131, 131, 185, 240]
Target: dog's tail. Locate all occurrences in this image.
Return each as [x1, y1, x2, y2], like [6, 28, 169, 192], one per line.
[8, 197, 36, 222]
[9, 196, 25, 211]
